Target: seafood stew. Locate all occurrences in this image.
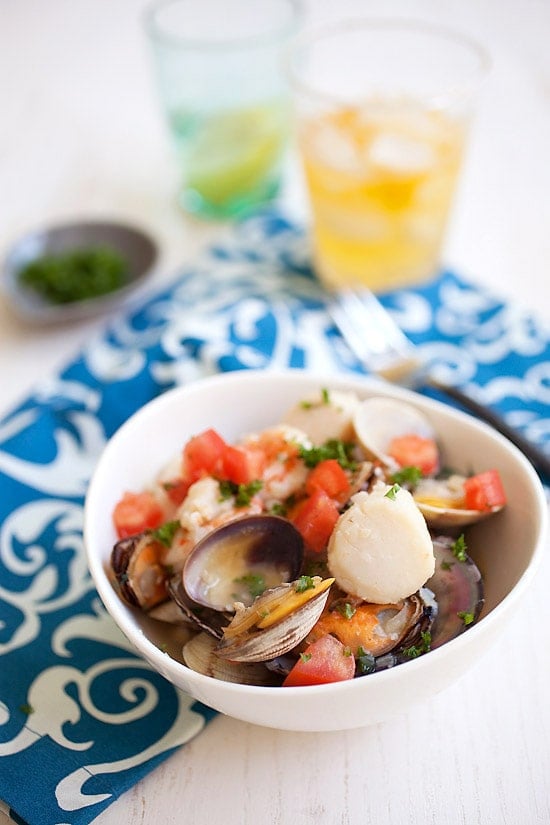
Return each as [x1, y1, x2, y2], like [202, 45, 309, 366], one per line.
[109, 387, 506, 687]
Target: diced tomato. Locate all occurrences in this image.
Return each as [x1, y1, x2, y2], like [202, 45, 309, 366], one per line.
[291, 489, 340, 554]
[282, 635, 355, 687]
[387, 433, 439, 475]
[220, 445, 266, 485]
[162, 477, 192, 507]
[463, 469, 507, 512]
[182, 428, 227, 480]
[305, 459, 351, 501]
[113, 491, 165, 539]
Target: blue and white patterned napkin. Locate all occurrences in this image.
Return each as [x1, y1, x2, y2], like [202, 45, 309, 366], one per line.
[1, 210, 549, 825]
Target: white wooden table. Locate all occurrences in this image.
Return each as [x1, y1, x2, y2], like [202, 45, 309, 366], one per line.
[1, 2, 549, 823]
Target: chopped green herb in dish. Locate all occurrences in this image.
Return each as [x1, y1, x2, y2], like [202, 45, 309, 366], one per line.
[18, 246, 128, 305]
[299, 439, 356, 470]
[234, 573, 266, 599]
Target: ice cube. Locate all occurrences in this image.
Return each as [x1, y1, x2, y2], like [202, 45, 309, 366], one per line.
[310, 123, 361, 174]
[367, 132, 436, 174]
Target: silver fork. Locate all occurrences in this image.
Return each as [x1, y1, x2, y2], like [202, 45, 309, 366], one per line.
[329, 287, 550, 479]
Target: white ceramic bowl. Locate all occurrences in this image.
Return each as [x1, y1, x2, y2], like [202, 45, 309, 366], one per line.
[84, 369, 548, 731]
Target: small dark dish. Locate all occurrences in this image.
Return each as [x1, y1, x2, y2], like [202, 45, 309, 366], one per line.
[2, 220, 158, 324]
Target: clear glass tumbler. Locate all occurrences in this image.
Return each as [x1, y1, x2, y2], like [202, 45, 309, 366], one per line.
[145, 0, 302, 220]
[286, 20, 489, 292]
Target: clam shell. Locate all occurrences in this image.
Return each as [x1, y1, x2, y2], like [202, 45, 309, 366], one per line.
[353, 397, 436, 469]
[426, 536, 484, 648]
[306, 594, 426, 656]
[183, 514, 304, 612]
[416, 501, 504, 529]
[216, 580, 333, 663]
[168, 578, 229, 640]
[183, 632, 279, 686]
[111, 533, 168, 610]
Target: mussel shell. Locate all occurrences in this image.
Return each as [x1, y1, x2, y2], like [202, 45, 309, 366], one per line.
[183, 514, 304, 612]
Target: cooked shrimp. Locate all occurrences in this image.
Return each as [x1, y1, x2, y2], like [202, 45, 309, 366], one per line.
[242, 425, 310, 506]
[177, 476, 263, 548]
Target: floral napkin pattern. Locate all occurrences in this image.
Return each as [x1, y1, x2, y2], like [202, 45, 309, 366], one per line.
[1, 210, 548, 824]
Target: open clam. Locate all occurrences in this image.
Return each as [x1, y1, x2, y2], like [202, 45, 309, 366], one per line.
[426, 535, 484, 648]
[413, 475, 505, 529]
[183, 514, 304, 612]
[216, 577, 334, 662]
[183, 632, 280, 686]
[352, 397, 438, 473]
[111, 533, 168, 610]
[305, 590, 430, 657]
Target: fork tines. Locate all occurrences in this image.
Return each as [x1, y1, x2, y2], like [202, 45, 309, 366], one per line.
[329, 288, 422, 384]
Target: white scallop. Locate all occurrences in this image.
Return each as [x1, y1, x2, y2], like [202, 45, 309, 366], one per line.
[327, 484, 435, 604]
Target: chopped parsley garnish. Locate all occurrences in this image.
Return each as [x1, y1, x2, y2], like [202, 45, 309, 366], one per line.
[270, 502, 287, 517]
[234, 573, 266, 599]
[343, 646, 353, 657]
[457, 611, 475, 626]
[299, 439, 356, 470]
[300, 652, 312, 663]
[336, 602, 356, 620]
[384, 483, 401, 501]
[441, 560, 455, 571]
[391, 465, 423, 487]
[294, 575, 316, 593]
[218, 479, 263, 507]
[451, 534, 468, 562]
[19, 246, 128, 305]
[149, 520, 180, 547]
[300, 388, 331, 409]
[356, 646, 376, 675]
[19, 703, 34, 716]
[403, 630, 432, 658]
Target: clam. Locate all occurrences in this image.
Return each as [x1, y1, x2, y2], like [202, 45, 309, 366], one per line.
[306, 590, 430, 657]
[414, 476, 505, 529]
[216, 577, 334, 662]
[183, 514, 304, 612]
[183, 632, 279, 686]
[352, 397, 438, 472]
[425, 536, 484, 648]
[167, 577, 230, 640]
[111, 533, 168, 610]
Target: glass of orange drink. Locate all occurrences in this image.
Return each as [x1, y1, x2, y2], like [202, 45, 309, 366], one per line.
[286, 21, 489, 291]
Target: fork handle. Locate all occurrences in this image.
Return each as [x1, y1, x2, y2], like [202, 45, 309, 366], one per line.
[426, 377, 550, 480]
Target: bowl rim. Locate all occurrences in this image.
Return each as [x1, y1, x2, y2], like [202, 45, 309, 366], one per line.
[84, 367, 549, 700]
